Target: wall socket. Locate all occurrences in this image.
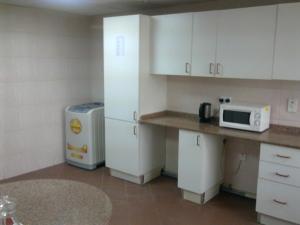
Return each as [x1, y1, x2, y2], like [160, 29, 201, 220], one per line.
[288, 98, 298, 113]
[219, 96, 232, 104]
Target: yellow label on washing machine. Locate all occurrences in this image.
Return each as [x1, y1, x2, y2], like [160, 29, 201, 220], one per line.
[67, 143, 88, 153]
[70, 118, 81, 134]
[71, 153, 83, 160]
[264, 106, 270, 112]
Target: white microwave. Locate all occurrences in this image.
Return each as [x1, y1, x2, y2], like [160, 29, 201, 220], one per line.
[219, 103, 271, 132]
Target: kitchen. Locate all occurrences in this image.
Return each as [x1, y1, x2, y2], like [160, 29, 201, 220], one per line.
[0, 0, 300, 225]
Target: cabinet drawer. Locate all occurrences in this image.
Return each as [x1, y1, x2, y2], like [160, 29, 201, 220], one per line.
[256, 179, 300, 224]
[260, 144, 300, 168]
[259, 161, 300, 187]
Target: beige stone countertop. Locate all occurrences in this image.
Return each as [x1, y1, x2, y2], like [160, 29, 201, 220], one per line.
[139, 111, 300, 149]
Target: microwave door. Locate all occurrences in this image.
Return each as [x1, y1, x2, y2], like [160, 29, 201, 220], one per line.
[222, 110, 252, 128]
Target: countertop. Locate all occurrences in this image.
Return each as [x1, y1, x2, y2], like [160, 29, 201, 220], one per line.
[139, 111, 300, 149]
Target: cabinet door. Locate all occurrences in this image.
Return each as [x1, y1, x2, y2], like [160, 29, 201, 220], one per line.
[151, 13, 193, 76]
[273, 3, 300, 80]
[216, 6, 276, 79]
[104, 16, 139, 122]
[105, 118, 139, 176]
[191, 11, 217, 77]
[178, 130, 203, 194]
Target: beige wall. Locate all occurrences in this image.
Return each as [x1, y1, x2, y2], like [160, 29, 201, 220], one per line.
[165, 77, 300, 194]
[167, 77, 300, 127]
[0, 4, 102, 180]
[90, 16, 104, 102]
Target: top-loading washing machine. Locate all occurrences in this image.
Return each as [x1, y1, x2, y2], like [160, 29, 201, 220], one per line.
[65, 102, 104, 170]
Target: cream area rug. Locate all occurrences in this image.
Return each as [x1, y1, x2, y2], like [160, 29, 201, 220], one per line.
[0, 179, 112, 225]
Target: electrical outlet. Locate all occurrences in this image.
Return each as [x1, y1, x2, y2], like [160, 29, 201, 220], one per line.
[219, 96, 232, 104]
[288, 98, 298, 113]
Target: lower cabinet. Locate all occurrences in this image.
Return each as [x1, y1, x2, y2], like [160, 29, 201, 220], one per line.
[257, 144, 300, 225]
[178, 129, 224, 204]
[105, 118, 165, 184]
[105, 118, 139, 176]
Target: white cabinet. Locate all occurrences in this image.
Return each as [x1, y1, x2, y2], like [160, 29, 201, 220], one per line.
[178, 130, 224, 204]
[105, 118, 165, 183]
[178, 130, 203, 193]
[216, 6, 276, 79]
[257, 179, 300, 225]
[151, 13, 193, 76]
[273, 3, 300, 80]
[104, 15, 139, 122]
[104, 15, 166, 184]
[191, 11, 218, 77]
[257, 144, 300, 224]
[105, 118, 139, 176]
[151, 6, 277, 79]
[259, 161, 300, 188]
[260, 144, 300, 168]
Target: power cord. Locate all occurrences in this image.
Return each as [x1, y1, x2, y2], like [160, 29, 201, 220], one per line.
[234, 160, 243, 175]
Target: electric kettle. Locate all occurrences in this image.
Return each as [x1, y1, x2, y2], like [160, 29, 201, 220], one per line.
[199, 103, 213, 123]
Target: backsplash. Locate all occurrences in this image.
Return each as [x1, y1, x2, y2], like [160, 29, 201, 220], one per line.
[0, 4, 97, 180]
[167, 76, 300, 127]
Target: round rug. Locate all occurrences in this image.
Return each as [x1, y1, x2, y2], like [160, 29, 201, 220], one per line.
[0, 179, 112, 225]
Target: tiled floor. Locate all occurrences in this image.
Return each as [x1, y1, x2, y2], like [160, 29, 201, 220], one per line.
[1, 164, 258, 225]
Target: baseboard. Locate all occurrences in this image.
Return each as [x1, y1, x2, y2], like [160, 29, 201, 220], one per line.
[221, 184, 256, 199]
[144, 167, 162, 183]
[110, 169, 144, 184]
[110, 167, 162, 184]
[161, 169, 177, 179]
[182, 183, 221, 205]
[258, 214, 296, 225]
[182, 190, 204, 204]
[66, 160, 105, 170]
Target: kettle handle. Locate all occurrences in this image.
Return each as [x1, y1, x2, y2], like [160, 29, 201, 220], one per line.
[199, 103, 205, 117]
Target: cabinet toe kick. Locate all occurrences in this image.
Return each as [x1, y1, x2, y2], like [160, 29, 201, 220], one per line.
[181, 183, 221, 205]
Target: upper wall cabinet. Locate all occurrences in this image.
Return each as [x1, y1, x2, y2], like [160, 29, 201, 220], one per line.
[273, 3, 300, 80]
[151, 13, 193, 76]
[216, 6, 276, 79]
[191, 11, 218, 77]
[151, 6, 277, 80]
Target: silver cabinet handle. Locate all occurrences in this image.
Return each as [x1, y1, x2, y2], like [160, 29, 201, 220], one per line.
[133, 126, 137, 136]
[196, 135, 200, 146]
[275, 172, 290, 178]
[216, 63, 221, 75]
[185, 63, 191, 74]
[209, 63, 214, 74]
[133, 111, 137, 121]
[276, 154, 291, 159]
[273, 199, 287, 205]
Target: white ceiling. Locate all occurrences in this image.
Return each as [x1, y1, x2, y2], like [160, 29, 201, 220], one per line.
[0, 0, 208, 15]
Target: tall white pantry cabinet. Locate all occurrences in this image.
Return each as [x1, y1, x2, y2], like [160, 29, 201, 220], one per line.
[103, 15, 166, 184]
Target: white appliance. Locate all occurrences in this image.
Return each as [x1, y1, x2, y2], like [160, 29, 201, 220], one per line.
[65, 103, 105, 170]
[219, 103, 271, 132]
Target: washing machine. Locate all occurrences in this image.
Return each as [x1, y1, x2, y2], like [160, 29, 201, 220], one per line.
[65, 102, 104, 170]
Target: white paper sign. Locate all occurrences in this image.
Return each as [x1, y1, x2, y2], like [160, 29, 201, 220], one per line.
[116, 35, 125, 56]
